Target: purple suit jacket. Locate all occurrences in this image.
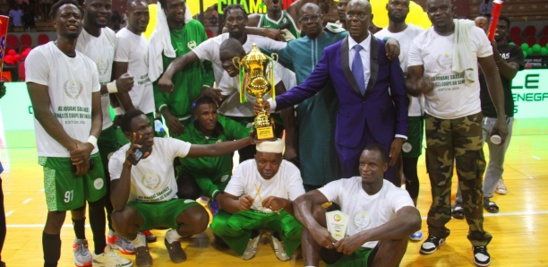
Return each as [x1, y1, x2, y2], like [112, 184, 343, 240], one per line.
[276, 36, 408, 149]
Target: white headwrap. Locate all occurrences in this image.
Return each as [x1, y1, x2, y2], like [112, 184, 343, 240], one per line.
[148, 1, 193, 82]
[256, 139, 285, 154]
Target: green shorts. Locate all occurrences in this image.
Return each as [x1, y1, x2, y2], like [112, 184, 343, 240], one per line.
[127, 198, 199, 231]
[40, 153, 106, 212]
[327, 247, 374, 267]
[402, 116, 424, 158]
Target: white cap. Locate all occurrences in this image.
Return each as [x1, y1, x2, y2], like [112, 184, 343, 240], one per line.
[256, 138, 284, 154]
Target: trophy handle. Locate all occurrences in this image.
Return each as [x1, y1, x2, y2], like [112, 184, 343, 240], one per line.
[232, 56, 241, 69]
[270, 53, 278, 63]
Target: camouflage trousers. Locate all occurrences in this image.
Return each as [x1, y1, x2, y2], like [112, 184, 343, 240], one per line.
[424, 113, 492, 246]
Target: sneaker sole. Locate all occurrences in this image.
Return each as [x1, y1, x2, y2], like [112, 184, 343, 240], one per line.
[420, 239, 445, 255]
[409, 235, 423, 241]
[109, 244, 135, 255]
[475, 259, 491, 267]
[91, 260, 133, 267]
[75, 262, 92, 267]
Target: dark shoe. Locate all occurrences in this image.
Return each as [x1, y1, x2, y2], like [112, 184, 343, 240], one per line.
[483, 198, 499, 213]
[164, 237, 187, 263]
[452, 203, 465, 219]
[420, 235, 445, 254]
[211, 234, 230, 251]
[135, 246, 153, 267]
[473, 245, 491, 266]
[142, 230, 157, 243]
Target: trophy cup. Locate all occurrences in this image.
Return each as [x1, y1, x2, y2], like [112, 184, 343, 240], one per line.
[326, 210, 349, 241]
[233, 43, 278, 141]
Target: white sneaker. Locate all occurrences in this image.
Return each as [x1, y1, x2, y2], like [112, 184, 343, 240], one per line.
[270, 235, 290, 261]
[92, 245, 133, 267]
[73, 239, 92, 267]
[241, 235, 261, 260]
[107, 230, 136, 255]
[495, 179, 508, 195]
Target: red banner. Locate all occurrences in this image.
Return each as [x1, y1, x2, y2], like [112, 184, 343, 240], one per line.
[0, 15, 9, 73]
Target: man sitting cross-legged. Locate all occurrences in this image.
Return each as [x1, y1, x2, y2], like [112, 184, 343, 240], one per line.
[294, 144, 421, 267]
[211, 139, 305, 261]
[108, 109, 254, 267]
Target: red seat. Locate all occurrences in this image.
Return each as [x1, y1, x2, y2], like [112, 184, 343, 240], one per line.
[511, 35, 524, 46]
[543, 26, 548, 36]
[539, 35, 548, 47]
[19, 44, 31, 54]
[20, 34, 32, 46]
[6, 35, 19, 51]
[37, 34, 50, 45]
[523, 25, 537, 37]
[525, 36, 537, 47]
[509, 27, 521, 40]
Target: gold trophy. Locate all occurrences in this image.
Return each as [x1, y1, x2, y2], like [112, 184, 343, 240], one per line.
[233, 43, 278, 141]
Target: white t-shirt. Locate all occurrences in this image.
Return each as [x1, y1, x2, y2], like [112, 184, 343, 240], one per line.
[76, 28, 117, 129]
[114, 28, 154, 114]
[319, 178, 414, 248]
[109, 137, 191, 202]
[192, 33, 287, 86]
[26, 42, 100, 157]
[217, 63, 285, 118]
[375, 24, 425, 116]
[408, 26, 493, 119]
[225, 159, 305, 213]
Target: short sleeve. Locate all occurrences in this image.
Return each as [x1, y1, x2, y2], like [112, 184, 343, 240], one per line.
[475, 28, 493, 58]
[407, 38, 423, 68]
[224, 163, 246, 197]
[90, 61, 100, 93]
[192, 38, 216, 61]
[168, 138, 192, 158]
[318, 179, 344, 203]
[285, 163, 305, 200]
[388, 187, 415, 213]
[114, 33, 131, 62]
[108, 148, 126, 180]
[25, 48, 50, 86]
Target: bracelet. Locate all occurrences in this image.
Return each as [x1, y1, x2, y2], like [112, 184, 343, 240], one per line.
[87, 135, 98, 149]
[114, 107, 124, 116]
[106, 81, 118, 94]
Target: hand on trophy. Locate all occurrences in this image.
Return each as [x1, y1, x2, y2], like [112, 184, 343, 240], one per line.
[253, 100, 270, 115]
[334, 234, 366, 255]
[310, 226, 338, 250]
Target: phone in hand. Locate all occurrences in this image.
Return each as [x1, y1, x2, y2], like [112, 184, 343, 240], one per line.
[127, 146, 147, 165]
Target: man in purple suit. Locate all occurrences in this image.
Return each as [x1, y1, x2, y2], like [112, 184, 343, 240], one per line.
[260, 0, 408, 184]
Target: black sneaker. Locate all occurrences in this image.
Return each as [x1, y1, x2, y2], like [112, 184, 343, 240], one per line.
[473, 246, 491, 266]
[420, 235, 445, 254]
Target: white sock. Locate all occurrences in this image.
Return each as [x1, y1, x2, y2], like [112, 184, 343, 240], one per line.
[132, 232, 146, 248]
[165, 229, 182, 244]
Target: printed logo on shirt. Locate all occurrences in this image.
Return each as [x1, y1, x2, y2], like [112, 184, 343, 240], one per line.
[97, 56, 110, 75]
[94, 178, 104, 190]
[352, 212, 370, 231]
[436, 51, 452, 70]
[64, 80, 83, 99]
[402, 142, 413, 153]
[188, 40, 197, 50]
[142, 173, 160, 190]
[220, 174, 229, 183]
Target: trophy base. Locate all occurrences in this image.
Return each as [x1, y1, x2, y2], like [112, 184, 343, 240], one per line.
[255, 126, 275, 141]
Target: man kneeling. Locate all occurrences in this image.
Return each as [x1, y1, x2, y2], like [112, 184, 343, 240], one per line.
[211, 139, 305, 261]
[294, 144, 422, 267]
[109, 109, 253, 267]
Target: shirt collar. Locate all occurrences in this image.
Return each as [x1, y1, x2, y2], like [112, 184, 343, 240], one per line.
[348, 33, 371, 52]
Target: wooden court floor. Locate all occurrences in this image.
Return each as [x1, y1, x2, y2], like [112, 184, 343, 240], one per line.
[1, 118, 547, 266]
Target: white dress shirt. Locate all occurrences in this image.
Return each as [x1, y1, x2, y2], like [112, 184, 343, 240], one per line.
[348, 33, 372, 91]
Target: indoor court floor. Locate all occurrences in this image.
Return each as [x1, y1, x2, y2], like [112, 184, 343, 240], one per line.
[0, 118, 547, 266]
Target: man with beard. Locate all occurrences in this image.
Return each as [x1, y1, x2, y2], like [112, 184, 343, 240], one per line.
[75, 0, 137, 262]
[26, 1, 130, 266]
[452, 15, 524, 216]
[109, 109, 254, 266]
[406, 0, 508, 265]
[148, 0, 214, 137]
[262, 3, 347, 191]
[114, 0, 155, 121]
[374, 0, 425, 241]
[260, 0, 409, 184]
[158, 5, 293, 163]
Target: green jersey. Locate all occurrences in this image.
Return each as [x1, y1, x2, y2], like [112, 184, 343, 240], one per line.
[259, 11, 300, 38]
[153, 20, 214, 121]
[176, 115, 251, 198]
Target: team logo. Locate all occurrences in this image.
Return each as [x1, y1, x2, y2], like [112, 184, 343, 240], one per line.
[142, 173, 160, 189]
[334, 214, 342, 222]
[353, 212, 370, 231]
[220, 174, 229, 183]
[436, 51, 452, 70]
[97, 56, 109, 75]
[282, 18, 287, 23]
[64, 80, 83, 99]
[188, 40, 197, 50]
[402, 142, 413, 153]
[94, 178, 104, 190]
